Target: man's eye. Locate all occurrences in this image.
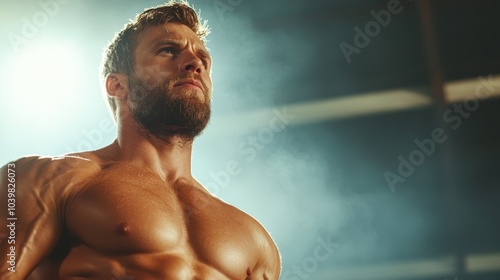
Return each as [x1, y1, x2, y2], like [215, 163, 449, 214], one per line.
[160, 48, 175, 54]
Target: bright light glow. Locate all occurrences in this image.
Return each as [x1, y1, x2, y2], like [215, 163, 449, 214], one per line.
[445, 74, 500, 103]
[5, 41, 84, 127]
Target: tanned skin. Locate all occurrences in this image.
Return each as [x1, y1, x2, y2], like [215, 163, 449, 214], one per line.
[0, 22, 281, 280]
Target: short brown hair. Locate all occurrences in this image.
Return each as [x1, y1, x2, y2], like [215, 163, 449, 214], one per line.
[100, 0, 210, 120]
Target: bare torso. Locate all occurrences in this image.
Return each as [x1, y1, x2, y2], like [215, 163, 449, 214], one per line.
[14, 154, 280, 280]
[1, 13, 281, 279]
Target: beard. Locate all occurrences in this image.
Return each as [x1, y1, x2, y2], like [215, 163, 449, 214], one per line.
[127, 72, 211, 140]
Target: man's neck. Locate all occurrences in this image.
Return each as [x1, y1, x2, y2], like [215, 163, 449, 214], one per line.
[107, 117, 194, 183]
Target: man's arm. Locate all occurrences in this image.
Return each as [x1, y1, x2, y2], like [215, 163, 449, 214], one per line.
[0, 156, 63, 280]
[263, 233, 281, 280]
[253, 223, 281, 280]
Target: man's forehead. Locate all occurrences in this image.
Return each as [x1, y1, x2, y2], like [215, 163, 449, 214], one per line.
[139, 23, 206, 49]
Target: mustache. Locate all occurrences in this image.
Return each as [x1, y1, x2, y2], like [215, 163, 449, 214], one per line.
[129, 72, 210, 94]
[171, 74, 209, 93]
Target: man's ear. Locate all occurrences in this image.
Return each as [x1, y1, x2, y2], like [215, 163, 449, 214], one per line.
[105, 73, 129, 100]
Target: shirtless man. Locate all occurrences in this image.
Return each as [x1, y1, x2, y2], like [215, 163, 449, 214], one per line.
[0, 1, 281, 279]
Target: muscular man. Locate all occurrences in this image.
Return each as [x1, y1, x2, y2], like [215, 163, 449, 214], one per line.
[0, 1, 281, 279]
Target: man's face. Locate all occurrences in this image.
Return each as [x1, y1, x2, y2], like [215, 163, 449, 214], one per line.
[128, 22, 212, 139]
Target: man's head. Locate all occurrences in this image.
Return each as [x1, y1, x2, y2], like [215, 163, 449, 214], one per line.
[101, 0, 212, 139]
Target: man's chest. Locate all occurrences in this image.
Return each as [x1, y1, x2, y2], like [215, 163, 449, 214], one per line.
[61, 163, 261, 276]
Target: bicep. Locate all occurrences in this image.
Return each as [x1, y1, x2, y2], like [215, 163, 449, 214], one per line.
[0, 158, 62, 279]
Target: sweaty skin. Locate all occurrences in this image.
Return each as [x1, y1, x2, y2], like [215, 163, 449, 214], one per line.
[0, 22, 281, 280]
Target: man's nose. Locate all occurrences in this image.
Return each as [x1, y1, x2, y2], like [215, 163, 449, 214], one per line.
[181, 52, 203, 74]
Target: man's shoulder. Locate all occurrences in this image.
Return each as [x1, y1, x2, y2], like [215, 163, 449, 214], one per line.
[219, 201, 281, 276]
[6, 154, 98, 172]
[2, 154, 101, 190]
[219, 200, 276, 245]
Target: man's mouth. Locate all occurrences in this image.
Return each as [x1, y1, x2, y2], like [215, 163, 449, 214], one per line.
[174, 78, 204, 92]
